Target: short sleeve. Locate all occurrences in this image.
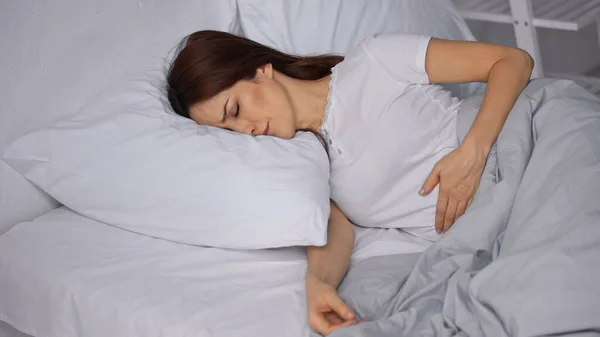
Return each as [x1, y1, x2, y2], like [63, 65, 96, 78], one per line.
[360, 33, 432, 84]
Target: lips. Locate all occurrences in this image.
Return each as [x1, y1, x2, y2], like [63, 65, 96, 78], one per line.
[263, 122, 270, 136]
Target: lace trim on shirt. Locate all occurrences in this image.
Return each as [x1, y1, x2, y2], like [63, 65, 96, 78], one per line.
[320, 66, 338, 144]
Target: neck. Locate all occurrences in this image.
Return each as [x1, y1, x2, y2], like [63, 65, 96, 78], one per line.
[274, 72, 331, 133]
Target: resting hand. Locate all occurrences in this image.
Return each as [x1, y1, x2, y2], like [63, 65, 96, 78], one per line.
[306, 275, 356, 336]
[420, 139, 487, 233]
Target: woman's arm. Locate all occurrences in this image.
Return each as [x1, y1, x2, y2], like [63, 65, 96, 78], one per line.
[307, 201, 355, 286]
[426, 38, 534, 153]
[306, 201, 356, 335]
[420, 39, 534, 232]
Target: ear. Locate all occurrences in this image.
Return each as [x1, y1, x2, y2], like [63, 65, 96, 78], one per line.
[255, 63, 273, 80]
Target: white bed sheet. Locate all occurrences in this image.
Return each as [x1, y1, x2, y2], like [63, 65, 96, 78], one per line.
[0, 321, 31, 337]
[0, 208, 430, 337]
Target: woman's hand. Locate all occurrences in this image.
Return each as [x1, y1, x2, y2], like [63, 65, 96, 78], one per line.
[420, 138, 488, 233]
[306, 275, 356, 336]
[419, 39, 531, 233]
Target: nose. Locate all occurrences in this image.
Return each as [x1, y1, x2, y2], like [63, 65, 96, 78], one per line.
[233, 119, 256, 136]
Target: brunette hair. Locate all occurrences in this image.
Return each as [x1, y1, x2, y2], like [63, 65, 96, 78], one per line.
[166, 30, 343, 119]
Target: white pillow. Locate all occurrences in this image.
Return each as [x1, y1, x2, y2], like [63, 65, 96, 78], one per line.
[1, 69, 330, 250]
[237, 0, 482, 98]
[0, 0, 241, 235]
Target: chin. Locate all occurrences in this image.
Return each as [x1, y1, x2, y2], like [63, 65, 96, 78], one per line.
[276, 129, 296, 140]
[279, 134, 294, 140]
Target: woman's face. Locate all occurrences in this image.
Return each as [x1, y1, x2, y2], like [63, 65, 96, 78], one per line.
[189, 64, 297, 139]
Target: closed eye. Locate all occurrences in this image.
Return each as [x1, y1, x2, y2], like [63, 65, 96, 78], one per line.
[234, 103, 240, 118]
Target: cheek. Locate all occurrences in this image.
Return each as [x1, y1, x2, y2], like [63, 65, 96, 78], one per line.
[271, 85, 294, 120]
[247, 85, 267, 118]
[247, 82, 293, 124]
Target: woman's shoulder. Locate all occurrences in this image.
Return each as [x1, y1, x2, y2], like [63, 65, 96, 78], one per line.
[339, 33, 432, 85]
[346, 33, 431, 58]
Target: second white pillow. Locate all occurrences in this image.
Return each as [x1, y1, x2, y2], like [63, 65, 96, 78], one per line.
[237, 0, 482, 98]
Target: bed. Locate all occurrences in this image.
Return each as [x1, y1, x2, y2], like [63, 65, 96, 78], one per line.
[2, 1, 600, 337]
[2, 79, 600, 337]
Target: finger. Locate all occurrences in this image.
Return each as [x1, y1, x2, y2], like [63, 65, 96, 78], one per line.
[420, 165, 441, 196]
[445, 200, 468, 233]
[336, 319, 358, 330]
[466, 197, 474, 209]
[435, 194, 449, 233]
[456, 200, 468, 221]
[320, 312, 355, 336]
[443, 199, 459, 233]
[327, 292, 356, 321]
[324, 312, 356, 329]
[308, 311, 332, 335]
[323, 312, 344, 326]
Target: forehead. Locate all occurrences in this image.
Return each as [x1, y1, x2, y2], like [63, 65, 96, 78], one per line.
[189, 88, 230, 125]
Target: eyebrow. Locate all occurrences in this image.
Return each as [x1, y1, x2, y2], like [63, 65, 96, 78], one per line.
[222, 98, 229, 123]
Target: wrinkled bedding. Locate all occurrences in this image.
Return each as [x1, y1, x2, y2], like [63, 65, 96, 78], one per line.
[332, 79, 600, 337]
[1, 79, 598, 337]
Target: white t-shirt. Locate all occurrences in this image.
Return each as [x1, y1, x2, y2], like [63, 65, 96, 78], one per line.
[322, 33, 462, 242]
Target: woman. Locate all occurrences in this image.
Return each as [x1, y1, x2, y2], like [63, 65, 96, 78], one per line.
[166, 30, 533, 335]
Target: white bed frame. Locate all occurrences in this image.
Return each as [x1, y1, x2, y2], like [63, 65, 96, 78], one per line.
[453, 0, 600, 95]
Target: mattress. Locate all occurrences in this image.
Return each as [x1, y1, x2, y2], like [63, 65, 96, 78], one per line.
[0, 207, 430, 337]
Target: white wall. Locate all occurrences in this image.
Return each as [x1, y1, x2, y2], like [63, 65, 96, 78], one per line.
[0, 0, 240, 234]
[467, 20, 600, 75]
